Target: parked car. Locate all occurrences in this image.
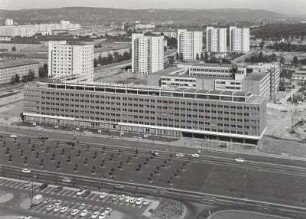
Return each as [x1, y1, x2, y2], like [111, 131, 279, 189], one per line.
[80, 209, 89, 217]
[39, 183, 48, 190]
[191, 153, 200, 158]
[81, 190, 91, 198]
[99, 192, 108, 199]
[54, 186, 63, 193]
[60, 206, 68, 213]
[71, 209, 80, 216]
[175, 153, 184, 158]
[91, 211, 100, 219]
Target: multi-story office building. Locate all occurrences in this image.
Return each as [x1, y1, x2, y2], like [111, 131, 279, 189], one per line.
[148, 63, 273, 100]
[229, 26, 250, 53]
[132, 34, 164, 75]
[0, 20, 81, 37]
[246, 63, 280, 100]
[177, 29, 203, 61]
[23, 81, 266, 145]
[0, 60, 40, 84]
[48, 41, 94, 82]
[206, 27, 227, 53]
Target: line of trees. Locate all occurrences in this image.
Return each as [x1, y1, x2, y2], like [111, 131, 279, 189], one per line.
[10, 70, 35, 84]
[268, 42, 306, 52]
[245, 52, 278, 63]
[94, 51, 131, 67]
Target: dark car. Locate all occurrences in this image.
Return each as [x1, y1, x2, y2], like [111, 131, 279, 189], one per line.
[81, 190, 91, 198]
[39, 183, 48, 190]
[54, 186, 63, 193]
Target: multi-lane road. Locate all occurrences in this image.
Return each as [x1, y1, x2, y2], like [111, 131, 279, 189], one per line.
[2, 129, 306, 218]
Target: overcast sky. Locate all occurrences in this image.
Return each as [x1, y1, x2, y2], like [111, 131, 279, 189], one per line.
[1, 0, 305, 14]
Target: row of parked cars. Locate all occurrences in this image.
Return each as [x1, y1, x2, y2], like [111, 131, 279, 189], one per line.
[44, 200, 112, 219]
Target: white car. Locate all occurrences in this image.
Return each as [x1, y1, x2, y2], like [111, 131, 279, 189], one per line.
[21, 168, 31, 174]
[136, 198, 143, 205]
[235, 158, 245, 163]
[62, 177, 72, 183]
[71, 209, 80, 216]
[129, 197, 136, 204]
[175, 153, 184, 158]
[105, 207, 112, 215]
[99, 192, 108, 199]
[142, 199, 149, 206]
[10, 134, 17, 138]
[53, 205, 61, 212]
[125, 196, 131, 203]
[60, 206, 68, 213]
[91, 211, 100, 219]
[119, 194, 126, 201]
[99, 212, 106, 219]
[191, 153, 200, 158]
[77, 189, 85, 196]
[78, 203, 86, 210]
[46, 205, 55, 211]
[80, 209, 89, 217]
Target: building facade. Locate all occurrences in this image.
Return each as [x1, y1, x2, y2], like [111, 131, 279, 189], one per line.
[177, 29, 203, 61]
[23, 82, 266, 145]
[132, 34, 164, 75]
[148, 63, 273, 100]
[229, 26, 250, 53]
[0, 60, 40, 84]
[206, 27, 227, 53]
[48, 41, 94, 82]
[246, 63, 280, 100]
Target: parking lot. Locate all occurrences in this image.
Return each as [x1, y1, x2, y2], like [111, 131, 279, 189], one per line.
[0, 177, 153, 219]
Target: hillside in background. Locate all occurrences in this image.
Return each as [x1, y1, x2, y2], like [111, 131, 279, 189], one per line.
[0, 7, 284, 25]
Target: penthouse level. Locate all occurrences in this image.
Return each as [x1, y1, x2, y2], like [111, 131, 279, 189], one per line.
[23, 82, 267, 145]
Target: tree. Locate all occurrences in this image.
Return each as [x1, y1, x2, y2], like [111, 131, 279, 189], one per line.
[292, 56, 299, 66]
[14, 74, 20, 83]
[280, 56, 285, 65]
[196, 53, 200, 61]
[39, 64, 48, 78]
[107, 53, 114, 64]
[10, 76, 15, 84]
[28, 69, 35, 81]
[259, 41, 265, 49]
[11, 46, 16, 52]
[200, 52, 204, 61]
[123, 51, 131, 60]
[20, 113, 24, 122]
[175, 52, 180, 60]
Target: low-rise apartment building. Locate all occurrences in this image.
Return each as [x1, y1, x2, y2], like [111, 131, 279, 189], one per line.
[148, 63, 272, 99]
[0, 59, 40, 84]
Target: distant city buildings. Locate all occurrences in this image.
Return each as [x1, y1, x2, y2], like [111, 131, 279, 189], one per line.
[206, 27, 227, 53]
[177, 29, 203, 61]
[48, 41, 94, 82]
[0, 20, 81, 37]
[132, 33, 164, 75]
[5, 19, 14, 26]
[0, 59, 39, 84]
[229, 26, 250, 53]
[23, 81, 267, 145]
